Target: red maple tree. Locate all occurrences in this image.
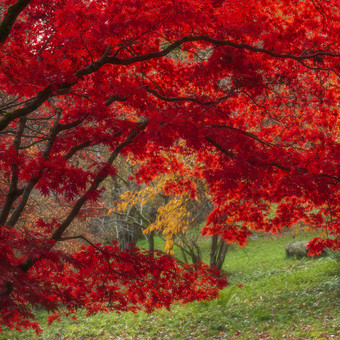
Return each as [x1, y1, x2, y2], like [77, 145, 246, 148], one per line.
[0, 0, 339, 332]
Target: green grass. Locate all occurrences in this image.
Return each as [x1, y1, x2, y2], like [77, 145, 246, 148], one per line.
[1, 232, 339, 339]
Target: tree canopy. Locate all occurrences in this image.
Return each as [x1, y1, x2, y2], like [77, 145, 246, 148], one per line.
[0, 0, 339, 332]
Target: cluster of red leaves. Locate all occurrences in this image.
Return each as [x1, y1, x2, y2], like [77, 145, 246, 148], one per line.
[0, 226, 227, 332]
[307, 238, 340, 256]
[0, 226, 59, 332]
[164, 179, 197, 199]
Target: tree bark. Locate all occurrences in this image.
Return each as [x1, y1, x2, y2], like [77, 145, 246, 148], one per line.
[210, 235, 228, 270]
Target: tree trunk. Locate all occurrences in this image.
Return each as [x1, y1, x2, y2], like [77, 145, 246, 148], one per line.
[147, 230, 155, 252]
[210, 235, 228, 270]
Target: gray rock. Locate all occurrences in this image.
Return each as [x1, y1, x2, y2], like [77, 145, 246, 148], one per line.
[285, 241, 309, 257]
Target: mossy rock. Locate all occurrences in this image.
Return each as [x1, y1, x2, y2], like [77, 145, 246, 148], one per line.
[285, 241, 309, 258]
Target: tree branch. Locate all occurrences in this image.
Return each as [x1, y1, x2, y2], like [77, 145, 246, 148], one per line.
[52, 119, 148, 241]
[205, 136, 235, 159]
[0, 0, 31, 44]
[63, 140, 92, 160]
[2, 34, 337, 132]
[206, 136, 340, 184]
[107, 35, 340, 66]
[0, 86, 52, 132]
[0, 116, 26, 225]
[210, 124, 273, 147]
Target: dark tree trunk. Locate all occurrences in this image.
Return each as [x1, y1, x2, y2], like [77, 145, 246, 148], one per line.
[210, 235, 228, 270]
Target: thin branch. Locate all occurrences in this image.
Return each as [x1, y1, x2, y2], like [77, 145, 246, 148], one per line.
[205, 136, 235, 159]
[18, 137, 48, 149]
[240, 90, 282, 124]
[210, 124, 273, 147]
[63, 140, 91, 160]
[146, 87, 211, 105]
[298, 60, 340, 78]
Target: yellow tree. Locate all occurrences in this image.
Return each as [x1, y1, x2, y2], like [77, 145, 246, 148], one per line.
[113, 145, 229, 269]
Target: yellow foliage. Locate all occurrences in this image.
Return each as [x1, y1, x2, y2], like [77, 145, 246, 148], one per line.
[116, 145, 211, 254]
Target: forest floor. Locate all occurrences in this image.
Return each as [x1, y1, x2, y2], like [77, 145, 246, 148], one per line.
[1, 231, 339, 339]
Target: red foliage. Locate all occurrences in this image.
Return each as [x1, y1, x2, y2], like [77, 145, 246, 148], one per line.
[0, 0, 339, 331]
[164, 179, 197, 199]
[308, 238, 340, 257]
[1, 229, 226, 331]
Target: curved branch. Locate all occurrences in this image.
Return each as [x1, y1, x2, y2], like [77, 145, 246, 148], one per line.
[0, 86, 52, 132]
[146, 86, 236, 108]
[147, 87, 207, 104]
[210, 124, 273, 147]
[107, 35, 340, 66]
[0, 0, 31, 44]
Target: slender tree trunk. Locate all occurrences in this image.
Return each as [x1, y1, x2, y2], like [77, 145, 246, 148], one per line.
[147, 230, 155, 252]
[215, 239, 228, 270]
[210, 235, 228, 270]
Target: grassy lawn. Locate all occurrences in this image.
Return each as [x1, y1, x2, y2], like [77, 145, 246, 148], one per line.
[1, 232, 339, 339]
